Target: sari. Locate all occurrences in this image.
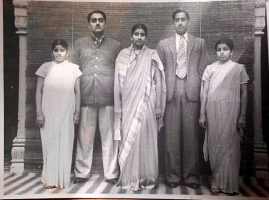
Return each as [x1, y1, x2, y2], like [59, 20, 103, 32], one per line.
[36, 60, 82, 188]
[201, 60, 249, 193]
[114, 45, 166, 191]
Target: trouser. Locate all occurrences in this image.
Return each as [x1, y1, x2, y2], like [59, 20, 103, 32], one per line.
[164, 77, 200, 184]
[74, 105, 119, 180]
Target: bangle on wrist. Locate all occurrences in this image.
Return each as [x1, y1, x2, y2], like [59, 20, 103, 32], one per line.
[37, 112, 43, 116]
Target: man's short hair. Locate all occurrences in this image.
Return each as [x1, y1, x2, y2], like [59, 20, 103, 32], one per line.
[172, 9, 190, 21]
[87, 10, 106, 23]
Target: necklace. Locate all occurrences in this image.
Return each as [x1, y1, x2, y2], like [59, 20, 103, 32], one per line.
[132, 47, 142, 61]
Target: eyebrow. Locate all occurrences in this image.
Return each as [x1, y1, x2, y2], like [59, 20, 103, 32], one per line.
[91, 18, 104, 20]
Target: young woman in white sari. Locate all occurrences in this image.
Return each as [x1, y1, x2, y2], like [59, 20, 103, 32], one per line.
[114, 24, 166, 191]
[35, 39, 82, 188]
[199, 38, 249, 195]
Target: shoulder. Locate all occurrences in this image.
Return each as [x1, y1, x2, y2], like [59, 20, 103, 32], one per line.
[205, 61, 218, 71]
[158, 36, 173, 45]
[233, 62, 246, 71]
[189, 34, 205, 43]
[74, 37, 88, 45]
[104, 37, 121, 47]
[67, 61, 80, 69]
[39, 61, 52, 69]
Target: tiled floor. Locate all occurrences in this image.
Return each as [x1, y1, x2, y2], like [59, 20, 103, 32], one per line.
[3, 153, 269, 199]
[3, 172, 269, 198]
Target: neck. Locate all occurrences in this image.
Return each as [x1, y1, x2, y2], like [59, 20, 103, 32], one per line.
[219, 59, 230, 65]
[92, 32, 104, 40]
[132, 45, 143, 51]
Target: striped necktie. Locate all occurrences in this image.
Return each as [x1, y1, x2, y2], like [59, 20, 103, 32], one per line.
[176, 36, 187, 79]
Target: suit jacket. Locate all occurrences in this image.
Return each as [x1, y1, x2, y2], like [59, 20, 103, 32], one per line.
[157, 34, 210, 102]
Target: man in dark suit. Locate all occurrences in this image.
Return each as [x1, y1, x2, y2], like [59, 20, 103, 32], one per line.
[157, 9, 210, 189]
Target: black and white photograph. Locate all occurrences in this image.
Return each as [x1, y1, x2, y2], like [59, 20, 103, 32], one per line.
[2, 0, 269, 199]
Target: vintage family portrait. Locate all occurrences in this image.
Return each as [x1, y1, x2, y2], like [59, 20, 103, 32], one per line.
[2, 0, 269, 199]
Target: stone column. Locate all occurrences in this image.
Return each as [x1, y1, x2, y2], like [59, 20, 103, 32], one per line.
[10, 0, 28, 174]
[254, 0, 268, 178]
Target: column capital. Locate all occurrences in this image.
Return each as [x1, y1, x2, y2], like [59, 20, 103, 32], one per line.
[255, 0, 266, 8]
[12, 0, 28, 8]
[13, 0, 28, 33]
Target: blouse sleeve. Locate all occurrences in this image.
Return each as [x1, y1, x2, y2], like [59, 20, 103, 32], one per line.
[240, 66, 249, 84]
[73, 64, 82, 78]
[35, 62, 50, 78]
[202, 65, 212, 82]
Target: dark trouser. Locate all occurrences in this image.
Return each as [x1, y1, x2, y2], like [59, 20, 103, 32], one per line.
[164, 77, 200, 184]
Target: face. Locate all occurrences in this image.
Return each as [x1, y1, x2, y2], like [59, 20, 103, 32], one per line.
[88, 13, 106, 34]
[173, 12, 189, 36]
[131, 28, 147, 50]
[52, 45, 68, 63]
[216, 43, 233, 63]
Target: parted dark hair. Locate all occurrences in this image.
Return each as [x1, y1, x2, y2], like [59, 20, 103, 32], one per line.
[172, 9, 190, 21]
[87, 10, 106, 23]
[51, 39, 68, 52]
[131, 24, 148, 37]
[215, 38, 234, 51]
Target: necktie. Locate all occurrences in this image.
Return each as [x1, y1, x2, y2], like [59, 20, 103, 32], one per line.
[176, 36, 187, 79]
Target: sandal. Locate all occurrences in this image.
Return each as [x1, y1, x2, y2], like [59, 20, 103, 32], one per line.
[44, 185, 57, 189]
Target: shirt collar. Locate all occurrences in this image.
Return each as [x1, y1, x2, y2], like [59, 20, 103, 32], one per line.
[175, 32, 188, 41]
[91, 32, 105, 44]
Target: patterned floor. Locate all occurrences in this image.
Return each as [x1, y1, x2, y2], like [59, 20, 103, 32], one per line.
[3, 172, 269, 199]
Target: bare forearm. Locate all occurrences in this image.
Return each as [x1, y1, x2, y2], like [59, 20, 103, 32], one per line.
[154, 64, 162, 107]
[200, 81, 209, 117]
[240, 86, 248, 119]
[74, 78, 81, 115]
[36, 91, 43, 113]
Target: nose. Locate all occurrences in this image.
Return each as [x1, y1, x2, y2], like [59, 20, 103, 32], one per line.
[96, 20, 100, 24]
[138, 34, 141, 39]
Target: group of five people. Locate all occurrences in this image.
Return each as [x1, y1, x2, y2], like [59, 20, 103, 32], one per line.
[35, 8, 249, 195]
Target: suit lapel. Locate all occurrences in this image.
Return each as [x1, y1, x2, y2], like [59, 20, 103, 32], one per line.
[168, 36, 177, 69]
[186, 34, 195, 68]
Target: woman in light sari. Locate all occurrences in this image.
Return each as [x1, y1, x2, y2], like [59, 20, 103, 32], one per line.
[199, 38, 249, 195]
[35, 39, 82, 188]
[114, 24, 166, 191]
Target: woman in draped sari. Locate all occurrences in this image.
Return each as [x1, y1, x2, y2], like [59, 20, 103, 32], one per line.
[199, 38, 249, 195]
[35, 39, 82, 188]
[114, 24, 166, 191]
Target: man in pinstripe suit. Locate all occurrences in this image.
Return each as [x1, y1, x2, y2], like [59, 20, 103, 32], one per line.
[157, 9, 210, 189]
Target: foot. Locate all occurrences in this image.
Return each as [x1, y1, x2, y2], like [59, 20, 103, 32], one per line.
[186, 183, 200, 189]
[74, 177, 88, 184]
[166, 182, 179, 188]
[105, 178, 118, 184]
[44, 185, 57, 189]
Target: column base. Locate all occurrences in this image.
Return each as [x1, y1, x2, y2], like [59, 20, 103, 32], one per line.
[10, 136, 25, 175]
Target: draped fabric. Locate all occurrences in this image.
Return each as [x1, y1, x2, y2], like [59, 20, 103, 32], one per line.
[114, 45, 166, 191]
[36, 61, 82, 188]
[201, 60, 249, 193]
